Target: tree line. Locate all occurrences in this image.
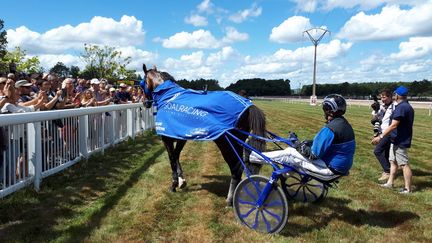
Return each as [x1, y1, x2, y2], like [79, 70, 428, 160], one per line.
[300, 80, 432, 98]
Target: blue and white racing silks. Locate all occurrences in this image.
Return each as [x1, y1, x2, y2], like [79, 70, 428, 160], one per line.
[311, 117, 356, 174]
[151, 80, 252, 140]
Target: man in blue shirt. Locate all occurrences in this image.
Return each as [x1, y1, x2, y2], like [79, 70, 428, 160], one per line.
[372, 86, 414, 193]
[250, 94, 356, 178]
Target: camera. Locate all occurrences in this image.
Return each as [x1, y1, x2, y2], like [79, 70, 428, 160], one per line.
[370, 94, 380, 113]
[371, 117, 382, 137]
[370, 94, 381, 137]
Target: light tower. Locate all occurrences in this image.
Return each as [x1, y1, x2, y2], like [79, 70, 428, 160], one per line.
[304, 28, 330, 105]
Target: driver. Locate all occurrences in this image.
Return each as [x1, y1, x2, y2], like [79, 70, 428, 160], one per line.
[250, 94, 356, 177]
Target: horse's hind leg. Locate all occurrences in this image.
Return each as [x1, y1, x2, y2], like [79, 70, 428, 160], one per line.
[215, 133, 246, 206]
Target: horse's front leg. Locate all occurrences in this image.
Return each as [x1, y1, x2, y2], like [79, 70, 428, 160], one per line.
[173, 139, 187, 189]
[162, 136, 180, 192]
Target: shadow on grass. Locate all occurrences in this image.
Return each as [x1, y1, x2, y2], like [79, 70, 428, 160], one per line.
[0, 132, 165, 242]
[191, 175, 231, 198]
[411, 168, 432, 177]
[281, 197, 420, 237]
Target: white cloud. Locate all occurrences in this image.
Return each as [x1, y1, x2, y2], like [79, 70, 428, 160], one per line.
[36, 46, 157, 72]
[7, 15, 145, 55]
[398, 63, 426, 73]
[197, 0, 214, 13]
[323, 0, 386, 11]
[237, 39, 352, 76]
[162, 30, 220, 49]
[184, 14, 208, 27]
[164, 52, 214, 81]
[165, 51, 205, 69]
[290, 0, 319, 12]
[229, 4, 262, 23]
[206, 46, 236, 65]
[38, 54, 84, 70]
[117, 46, 158, 71]
[161, 28, 248, 49]
[222, 27, 249, 43]
[390, 37, 432, 60]
[337, 3, 432, 41]
[291, 0, 424, 12]
[161, 48, 240, 86]
[269, 16, 312, 43]
[359, 54, 391, 72]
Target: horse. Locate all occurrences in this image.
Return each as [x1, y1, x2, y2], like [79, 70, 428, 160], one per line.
[141, 64, 266, 205]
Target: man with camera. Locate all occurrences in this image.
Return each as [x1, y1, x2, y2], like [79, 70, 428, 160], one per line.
[370, 89, 394, 182]
[372, 86, 414, 194]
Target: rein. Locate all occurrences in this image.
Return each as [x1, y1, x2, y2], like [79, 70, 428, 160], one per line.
[139, 75, 156, 108]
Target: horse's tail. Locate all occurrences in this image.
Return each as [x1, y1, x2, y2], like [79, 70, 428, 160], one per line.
[248, 105, 266, 152]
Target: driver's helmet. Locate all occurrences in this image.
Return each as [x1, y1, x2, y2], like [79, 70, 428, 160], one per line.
[322, 94, 347, 117]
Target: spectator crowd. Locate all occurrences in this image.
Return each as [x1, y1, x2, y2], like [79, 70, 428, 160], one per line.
[0, 72, 147, 188]
[0, 72, 145, 114]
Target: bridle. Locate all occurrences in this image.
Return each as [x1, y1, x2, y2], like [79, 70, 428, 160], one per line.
[140, 68, 156, 108]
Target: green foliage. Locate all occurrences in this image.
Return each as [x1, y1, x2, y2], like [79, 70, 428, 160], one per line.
[80, 44, 135, 81]
[0, 19, 7, 60]
[177, 78, 223, 91]
[1, 46, 42, 74]
[70, 65, 80, 78]
[301, 80, 432, 98]
[226, 78, 291, 96]
[50, 62, 70, 77]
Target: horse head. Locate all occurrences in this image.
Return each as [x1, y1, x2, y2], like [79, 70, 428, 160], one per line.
[141, 64, 177, 108]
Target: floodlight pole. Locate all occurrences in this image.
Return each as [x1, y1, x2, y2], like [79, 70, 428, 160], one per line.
[304, 28, 330, 105]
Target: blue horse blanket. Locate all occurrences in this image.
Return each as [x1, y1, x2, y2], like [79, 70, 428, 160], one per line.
[151, 80, 252, 140]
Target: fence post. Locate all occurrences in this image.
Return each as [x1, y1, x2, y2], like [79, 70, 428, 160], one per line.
[106, 112, 114, 144]
[429, 104, 431, 116]
[27, 122, 42, 191]
[79, 115, 89, 158]
[127, 108, 136, 139]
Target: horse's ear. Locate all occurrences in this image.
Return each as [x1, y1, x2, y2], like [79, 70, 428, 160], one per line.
[143, 64, 148, 74]
[153, 65, 157, 72]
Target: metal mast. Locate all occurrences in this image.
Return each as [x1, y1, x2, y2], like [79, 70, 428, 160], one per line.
[304, 28, 330, 105]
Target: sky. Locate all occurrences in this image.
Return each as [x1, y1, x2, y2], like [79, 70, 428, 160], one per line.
[2, 0, 432, 88]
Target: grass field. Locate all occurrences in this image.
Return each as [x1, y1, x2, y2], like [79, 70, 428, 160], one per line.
[0, 101, 431, 242]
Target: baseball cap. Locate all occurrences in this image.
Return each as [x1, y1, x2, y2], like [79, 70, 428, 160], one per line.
[394, 86, 408, 96]
[0, 77, 7, 84]
[109, 87, 116, 92]
[119, 83, 127, 88]
[90, 78, 100, 85]
[15, 79, 32, 88]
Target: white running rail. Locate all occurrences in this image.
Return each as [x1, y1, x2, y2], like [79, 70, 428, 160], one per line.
[0, 104, 154, 198]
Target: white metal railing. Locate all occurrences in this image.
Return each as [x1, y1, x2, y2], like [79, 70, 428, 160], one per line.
[0, 104, 154, 198]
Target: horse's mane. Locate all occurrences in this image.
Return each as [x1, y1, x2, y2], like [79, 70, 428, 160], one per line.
[160, 71, 176, 82]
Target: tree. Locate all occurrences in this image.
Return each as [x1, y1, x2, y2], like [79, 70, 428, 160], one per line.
[177, 78, 223, 91]
[50, 62, 70, 77]
[70, 65, 80, 78]
[226, 78, 291, 96]
[2, 46, 42, 74]
[80, 44, 134, 81]
[0, 19, 8, 74]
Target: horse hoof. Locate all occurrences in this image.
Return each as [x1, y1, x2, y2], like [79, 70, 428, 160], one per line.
[178, 177, 187, 189]
[226, 198, 233, 207]
[170, 180, 178, 192]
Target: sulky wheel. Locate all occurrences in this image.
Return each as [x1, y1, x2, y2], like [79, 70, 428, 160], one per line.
[232, 175, 288, 234]
[283, 171, 328, 203]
